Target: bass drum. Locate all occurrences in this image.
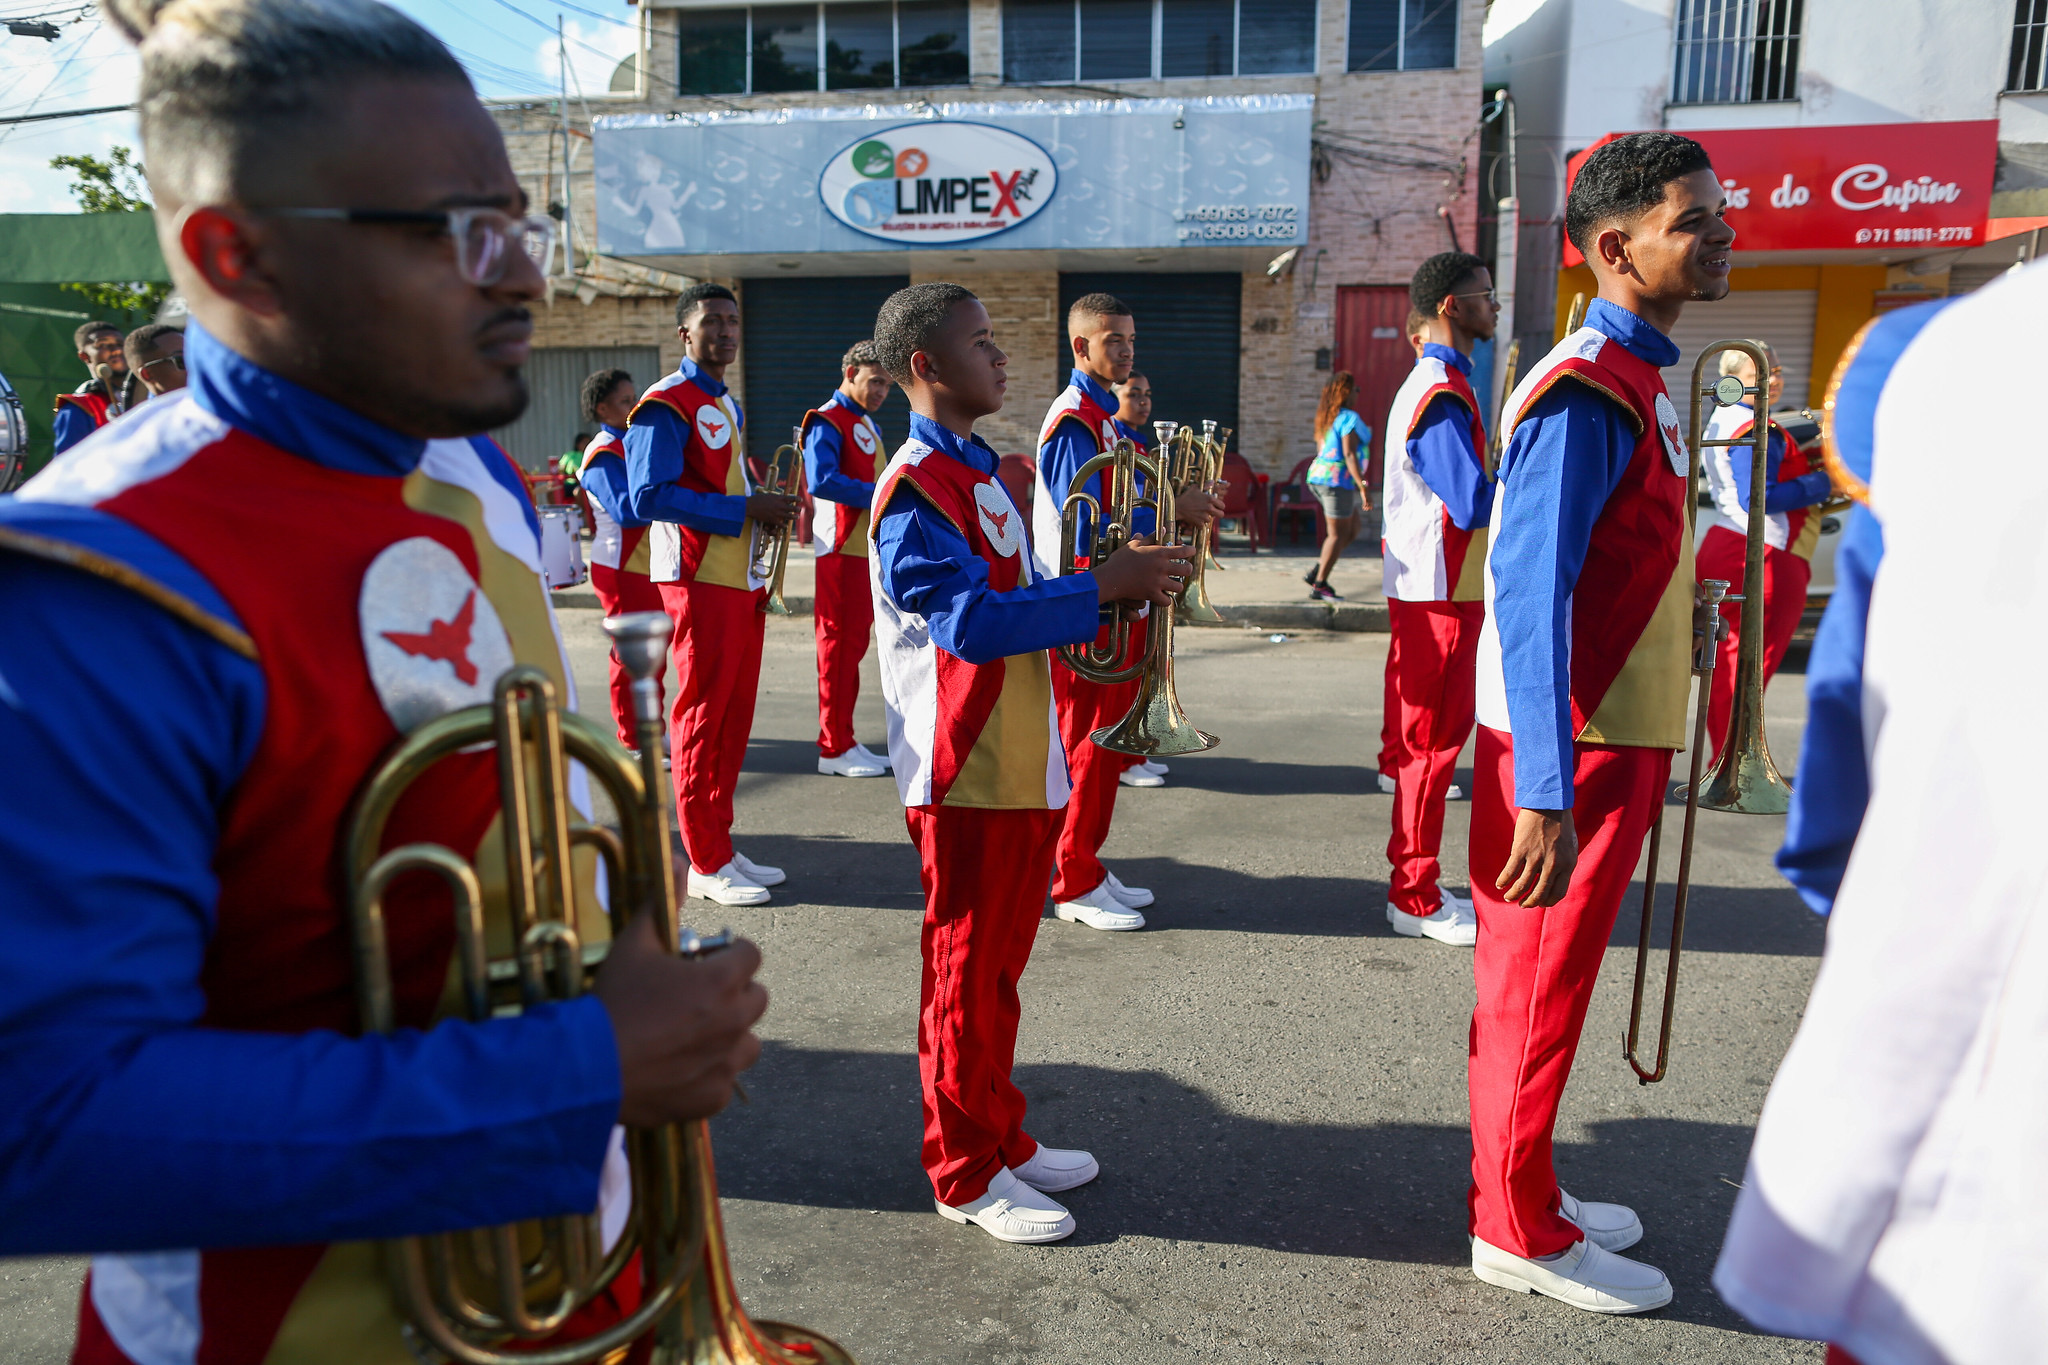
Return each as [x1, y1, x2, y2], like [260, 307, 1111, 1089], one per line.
[0, 368, 28, 492]
[539, 504, 588, 590]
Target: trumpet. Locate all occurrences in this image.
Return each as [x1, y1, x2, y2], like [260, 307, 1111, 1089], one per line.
[1055, 436, 1219, 757]
[750, 429, 802, 617]
[1158, 419, 1226, 625]
[345, 612, 852, 1364]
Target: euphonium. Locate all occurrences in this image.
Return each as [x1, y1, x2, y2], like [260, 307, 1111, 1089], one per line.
[345, 611, 853, 1364]
[1055, 436, 1218, 757]
[751, 430, 803, 617]
[1158, 420, 1225, 625]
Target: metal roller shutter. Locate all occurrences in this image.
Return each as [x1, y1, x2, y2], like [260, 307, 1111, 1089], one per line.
[1057, 273, 1243, 438]
[1659, 288, 1818, 433]
[741, 275, 911, 456]
[493, 344, 661, 471]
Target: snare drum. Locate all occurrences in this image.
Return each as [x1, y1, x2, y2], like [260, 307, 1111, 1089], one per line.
[539, 504, 588, 590]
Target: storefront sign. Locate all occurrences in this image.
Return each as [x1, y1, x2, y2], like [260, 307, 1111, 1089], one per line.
[593, 95, 1310, 258]
[1561, 121, 1997, 264]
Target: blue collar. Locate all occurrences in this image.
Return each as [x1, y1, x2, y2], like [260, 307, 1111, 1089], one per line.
[826, 389, 871, 417]
[1585, 298, 1681, 368]
[185, 320, 426, 477]
[1069, 369, 1118, 414]
[909, 411, 998, 473]
[1422, 342, 1473, 376]
[600, 422, 627, 439]
[1115, 418, 1146, 443]
[677, 354, 727, 399]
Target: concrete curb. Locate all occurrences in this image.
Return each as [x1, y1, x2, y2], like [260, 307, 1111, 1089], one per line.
[552, 592, 1388, 633]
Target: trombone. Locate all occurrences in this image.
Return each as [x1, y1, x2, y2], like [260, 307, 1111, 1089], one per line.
[1623, 338, 1786, 1085]
[346, 612, 852, 1364]
[1055, 435, 1219, 757]
[750, 429, 802, 617]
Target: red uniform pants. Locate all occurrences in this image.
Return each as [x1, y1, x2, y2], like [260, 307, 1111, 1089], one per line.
[909, 803, 1062, 1205]
[588, 561, 669, 746]
[1467, 725, 1669, 1257]
[1048, 616, 1145, 902]
[1379, 608, 1403, 776]
[1695, 525, 1811, 767]
[813, 550, 874, 758]
[656, 578, 764, 875]
[1385, 598, 1484, 917]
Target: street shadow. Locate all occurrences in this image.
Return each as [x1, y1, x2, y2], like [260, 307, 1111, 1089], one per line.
[712, 1045, 1775, 1332]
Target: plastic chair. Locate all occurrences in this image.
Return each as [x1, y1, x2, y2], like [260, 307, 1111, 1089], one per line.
[1214, 453, 1267, 553]
[997, 453, 1037, 546]
[1269, 457, 1326, 547]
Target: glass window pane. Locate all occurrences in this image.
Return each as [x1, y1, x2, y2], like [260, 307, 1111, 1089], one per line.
[1161, 0, 1233, 76]
[900, 0, 971, 85]
[676, 7, 747, 94]
[826, 0, 895, 87]
[1004, 0, 1075, 82]
[1401, 0, 1457, 68]
[1347, 0, 1399, 69]
[1239, 0, 1316, 73]
[753, 4, 820, 92]
[1082, 0, 1154, 80]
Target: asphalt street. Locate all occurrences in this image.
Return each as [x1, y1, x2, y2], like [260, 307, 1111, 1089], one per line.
[1, 608, 1828, 1364]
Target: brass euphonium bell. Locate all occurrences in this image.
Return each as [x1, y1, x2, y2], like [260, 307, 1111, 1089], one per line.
[345, 612, 854, 1363]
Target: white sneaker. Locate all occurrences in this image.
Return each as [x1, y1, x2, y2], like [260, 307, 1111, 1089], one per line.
[1054, 881, 1146, 931]
[731, 851, 785, 887]
[1102, 870, 1154, 909]
[1011, 1143, 1099, 1193]
[1448, 782, 1466, 800]
[1558, 1189, 1643, 1253]
[1140, 759, 1168, 776]
[1438, 885, 1473, 914]
[1387, 895, 1477, 946]
[1470, 1236, 1672, 1314]
[686, 862, 770, 906]
[625, 747, 672, 770]
[853, 741, 892, 771]
[818, 746, 888, 778]
[1377, 770, 1397, 794]
[936, 1167, 1075, 1244]
[1118, 764, 1165, 788]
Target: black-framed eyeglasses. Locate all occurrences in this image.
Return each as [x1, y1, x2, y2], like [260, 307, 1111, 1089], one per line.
[256, 206, 555, 286]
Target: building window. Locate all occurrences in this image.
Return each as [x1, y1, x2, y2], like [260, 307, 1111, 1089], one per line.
[2010, 0, 2048, 91]
[1347, 0, 1457, 72]
[675, 0, 969, 94]
[1001, 0, 1317, 83]
[1671, 0, 1801, 105]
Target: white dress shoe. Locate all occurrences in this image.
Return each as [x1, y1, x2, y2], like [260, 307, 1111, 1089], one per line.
[730, 851, 785, 887]
[1054, 881, 1146, 931]
[1102, 870, 1154, 909]
[1387, 895, 1477, 946]
[625, 747, 672, 770]
[818, 747, 888, 778]
[853, 742, 893, 771]
[1470, 1236, 1672, 1314]
[686, 862, 770, 906]
[1011, 1144, 1099, 1193]
[1439, 886, 1473, 914]
[1118, 764, 1165, 788]
[1140, 758, 1168, 776]
[1559, 1188, 1643, 1253]
[1448, 782, 1466, 800]
[1377, 770, 1397, 794]
[936, 1167, 1075, 1244]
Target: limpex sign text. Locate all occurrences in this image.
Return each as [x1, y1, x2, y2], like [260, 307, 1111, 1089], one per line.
[820, 123, 1056, 243]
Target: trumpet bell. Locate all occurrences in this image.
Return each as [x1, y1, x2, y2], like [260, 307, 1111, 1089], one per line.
[1088, 657, 1218, 757]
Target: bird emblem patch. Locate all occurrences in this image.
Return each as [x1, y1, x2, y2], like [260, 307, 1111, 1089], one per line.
[360, 536, 516, 733]
[1100, 419, 1118, 449]
[974, 479, 1024, 561]
[853, 419, 880, 455]
[1654, 393, 1687, 477]
[694, 403, 733, 451]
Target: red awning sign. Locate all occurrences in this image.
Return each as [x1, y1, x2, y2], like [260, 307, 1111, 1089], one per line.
[1561, 121, 1999, 265]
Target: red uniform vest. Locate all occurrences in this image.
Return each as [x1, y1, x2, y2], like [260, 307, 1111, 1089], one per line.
[1031, 383, 1124, 568]
[800, 397, 882, 558]
[627, 374, 753, 589]
[56, 390, 111, 429]
[579, 428, 651, 575]
[1727, 414, 1824, 561]
[1382, 358, 1490, 602]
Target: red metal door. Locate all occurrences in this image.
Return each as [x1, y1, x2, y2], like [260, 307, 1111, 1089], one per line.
[1333, 285, 1415, 481]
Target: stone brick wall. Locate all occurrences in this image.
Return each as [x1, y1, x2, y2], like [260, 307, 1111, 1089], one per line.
[903, 268, 1059, 454]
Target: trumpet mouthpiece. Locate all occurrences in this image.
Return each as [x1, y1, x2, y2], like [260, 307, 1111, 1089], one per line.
[602, 611, 673, 680]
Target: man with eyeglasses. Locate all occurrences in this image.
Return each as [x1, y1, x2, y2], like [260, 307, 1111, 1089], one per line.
[0, 1, 766, 1358]
[123, 322, 187, 401]
[52, 319, 128, 455]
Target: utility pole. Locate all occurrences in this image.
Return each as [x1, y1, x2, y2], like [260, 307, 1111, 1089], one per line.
[1489, 88, 1519, 426]
[559, 14, 574, 280]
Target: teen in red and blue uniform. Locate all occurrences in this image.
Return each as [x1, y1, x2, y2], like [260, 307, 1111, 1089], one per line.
[1378, 252, 1498, 947]
[52, 321, 127, 456]
[577, 367, 667, 749]
[802, 341, 893, 779]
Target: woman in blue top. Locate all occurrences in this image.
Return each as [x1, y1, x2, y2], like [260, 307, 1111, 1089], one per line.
[1304, 370, 1372, 600]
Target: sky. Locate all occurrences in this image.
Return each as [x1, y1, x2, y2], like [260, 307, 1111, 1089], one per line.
[0, 0, 638, 213]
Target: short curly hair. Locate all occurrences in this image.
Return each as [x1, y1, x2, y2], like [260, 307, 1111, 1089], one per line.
[1409, 251, 1489, 317]
[1565, 132, 1714, 259]
[873, 283, 977, 384]
[579, 367, 634, 424]
[676, 281, 737, 326]
[841, 339, 882, 372]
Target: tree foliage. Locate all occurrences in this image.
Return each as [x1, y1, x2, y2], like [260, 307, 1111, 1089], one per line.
[49, 146, 171, 315]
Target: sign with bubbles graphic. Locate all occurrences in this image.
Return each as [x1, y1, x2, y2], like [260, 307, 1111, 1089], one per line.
[593, 95, 1310, 259]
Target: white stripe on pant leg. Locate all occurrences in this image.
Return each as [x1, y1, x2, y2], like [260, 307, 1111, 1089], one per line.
[91, 1250, 200, 1365]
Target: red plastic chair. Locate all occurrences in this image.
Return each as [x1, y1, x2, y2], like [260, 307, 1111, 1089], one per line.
[997, 453, 1037, 546]
[1269, 456, 1326, 547]
[1214, 453, 1268, 553]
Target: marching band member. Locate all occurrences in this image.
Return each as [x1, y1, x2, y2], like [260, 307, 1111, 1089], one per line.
[1715, 267, 2041, 1365]
[577, 366, 668, 754]
[1695, 345, 1832, 767]
[53, 320, 128, 454]
[1379, 251, 1498, 946]
[0, 4, 765, 1359]
[1380, 308, 1436, 794]
[1112, 369, 1168, 790]
[124, 323, 187, 400]
[869, 282, 1191, 1245]
[1031, 294, 1220, 931]
[624, 283, 800, 907]
[1467, 132, 1735, 1313]
[802, 339, 894, 779]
